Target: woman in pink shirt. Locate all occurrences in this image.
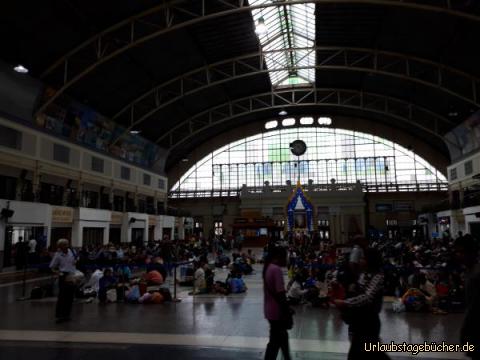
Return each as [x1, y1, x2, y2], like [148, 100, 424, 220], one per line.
[263, 246, 292, 360]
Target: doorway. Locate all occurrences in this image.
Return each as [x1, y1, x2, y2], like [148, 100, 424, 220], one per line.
[469, 222, 480, 239]
[82, 227, 104, 248]
[3, 226, 45, 268]
[131, 228, 145, 247]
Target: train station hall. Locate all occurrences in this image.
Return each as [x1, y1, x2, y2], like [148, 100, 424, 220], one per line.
[1, 1, 480, 359]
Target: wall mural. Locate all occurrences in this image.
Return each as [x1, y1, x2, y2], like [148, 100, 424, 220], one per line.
[35, 90, 160, 168]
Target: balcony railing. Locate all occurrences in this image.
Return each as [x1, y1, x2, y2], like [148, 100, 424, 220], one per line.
[169, 182, 448, 199]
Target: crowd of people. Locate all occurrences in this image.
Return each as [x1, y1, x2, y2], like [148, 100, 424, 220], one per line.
[40, 237, 260, 322]
[24, 228, 480, 359]
[261, 232, 480, 359]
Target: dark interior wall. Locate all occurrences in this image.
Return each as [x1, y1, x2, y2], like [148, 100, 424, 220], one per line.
[0, 60, 43, 122]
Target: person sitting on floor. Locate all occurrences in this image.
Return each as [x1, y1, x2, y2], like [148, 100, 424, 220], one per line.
[191, 261, 207, 295]
[83, 268, 104, 293]
[287, 273, 308, 305]
[246, 249, 257, 264]
[98, 268, 117, 303]
[147, 257, 168, 281]
[144, 269, 164, 286]
[226, 268, 247, 294]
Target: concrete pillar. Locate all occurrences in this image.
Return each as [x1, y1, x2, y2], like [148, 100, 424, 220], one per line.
[77, 180, 84, 207]
[459, 186, 465, 208]
[109, 185, 114, 210]
[103, 225, 110, 245]
[0, 218, 5, 270]
[177, 217, 185, 240]
[339, 214, 346, 244]
[32, 163, 41, 202]
[154, 217, 163, 240]
[133, 189, 139, 212]
[72, 220, 81, 248]
[153, 195, 158, 215]
[121, 216, 129, 244]
[203, 215, 213, 238]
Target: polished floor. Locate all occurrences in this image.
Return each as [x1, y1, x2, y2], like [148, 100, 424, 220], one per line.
[0, 261, 468, 360]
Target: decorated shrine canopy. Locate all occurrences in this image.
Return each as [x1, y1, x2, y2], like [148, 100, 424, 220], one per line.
[287, 181, 314, 232]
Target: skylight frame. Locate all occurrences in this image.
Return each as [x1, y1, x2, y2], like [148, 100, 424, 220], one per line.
[251, 0, 316, 87]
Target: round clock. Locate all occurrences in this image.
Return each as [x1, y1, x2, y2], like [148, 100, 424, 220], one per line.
[290, 140, 307, 156]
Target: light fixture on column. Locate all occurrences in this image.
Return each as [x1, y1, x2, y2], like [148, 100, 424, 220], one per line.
[255, 17, 267, 35]
[14, 64, 28, 74]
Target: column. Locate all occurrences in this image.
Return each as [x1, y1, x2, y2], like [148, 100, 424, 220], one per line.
[77, 180, 84, 208]
[109, 184, 114, 211]
[32, 163, 41, 202]
[133, 188, 139, 212]
[153, 194, 159, 215]
[0, 215, 5, 270]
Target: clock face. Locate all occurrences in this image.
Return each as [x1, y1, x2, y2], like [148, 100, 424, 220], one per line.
[290, 140, 307, 156]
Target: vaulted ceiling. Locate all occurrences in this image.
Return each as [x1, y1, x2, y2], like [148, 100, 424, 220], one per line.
[2, 0, 480, 170]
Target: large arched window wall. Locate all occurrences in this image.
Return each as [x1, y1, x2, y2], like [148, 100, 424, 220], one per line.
[170, 126, 447, 198]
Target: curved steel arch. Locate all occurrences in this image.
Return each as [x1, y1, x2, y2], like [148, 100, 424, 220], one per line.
[36, 0, 480, 117]
[111, 47, 480, 128]
[157, 87, 457, 155]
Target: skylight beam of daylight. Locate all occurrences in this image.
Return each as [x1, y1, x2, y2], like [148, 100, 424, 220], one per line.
[250, 0, 316, 87]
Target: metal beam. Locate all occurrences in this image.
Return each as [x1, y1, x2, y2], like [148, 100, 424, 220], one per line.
[155, 87, 457, 153]
[36, 0, 480, 117]
[105, 47, 470, 143]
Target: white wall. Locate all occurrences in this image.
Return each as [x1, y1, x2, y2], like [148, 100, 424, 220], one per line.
[463, 206, 480, 234]
[161, 215, 175, 239]
[0, 116, 168, 199]
[0, 199, 52, 247]
[72, 208, 111, 247]
[121, 212, 148, 244]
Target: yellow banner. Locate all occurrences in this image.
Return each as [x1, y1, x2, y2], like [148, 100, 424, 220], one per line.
[51, 206, 73, 223]
[111, 212, 123, 225]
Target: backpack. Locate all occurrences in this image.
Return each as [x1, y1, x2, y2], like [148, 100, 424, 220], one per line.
[30, 286, 44, 299]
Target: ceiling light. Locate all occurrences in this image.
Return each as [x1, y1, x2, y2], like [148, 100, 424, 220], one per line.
[255, 17, 267, 35]
[130, 130, 141, 135]
[13, 64, 28, 74]
[279, 110, 288, 116]
[181, 158, 189, 162]
[448, 111, 458, 117]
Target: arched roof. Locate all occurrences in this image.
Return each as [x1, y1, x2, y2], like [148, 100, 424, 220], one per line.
[3, 0, 480, 171]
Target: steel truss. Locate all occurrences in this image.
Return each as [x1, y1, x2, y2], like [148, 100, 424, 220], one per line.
[36, 0, 480, 116]
[156, 87, 456, 152]
[110, 47, 480, 137]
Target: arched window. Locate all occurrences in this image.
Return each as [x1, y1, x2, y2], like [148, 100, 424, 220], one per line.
[171, 127, 447, 197]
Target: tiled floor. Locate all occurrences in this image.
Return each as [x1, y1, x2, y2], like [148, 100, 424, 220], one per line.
[0, 263, 468, 359]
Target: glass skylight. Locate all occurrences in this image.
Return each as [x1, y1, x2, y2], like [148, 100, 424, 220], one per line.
[250, 0, 316, 87]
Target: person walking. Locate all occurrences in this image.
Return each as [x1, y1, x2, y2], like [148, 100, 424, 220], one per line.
[334, 248, 390, 360]
[263, 246, 293, 360]
[455, 235, 480, 360]
[49, 239, 77, 323]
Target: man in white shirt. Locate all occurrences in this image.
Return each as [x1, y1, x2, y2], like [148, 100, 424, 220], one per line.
[49, 239, 77, 323]
[27, 236, 37, 264]
[193, 262, 207, 294]
[28, 236, 37, 254]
